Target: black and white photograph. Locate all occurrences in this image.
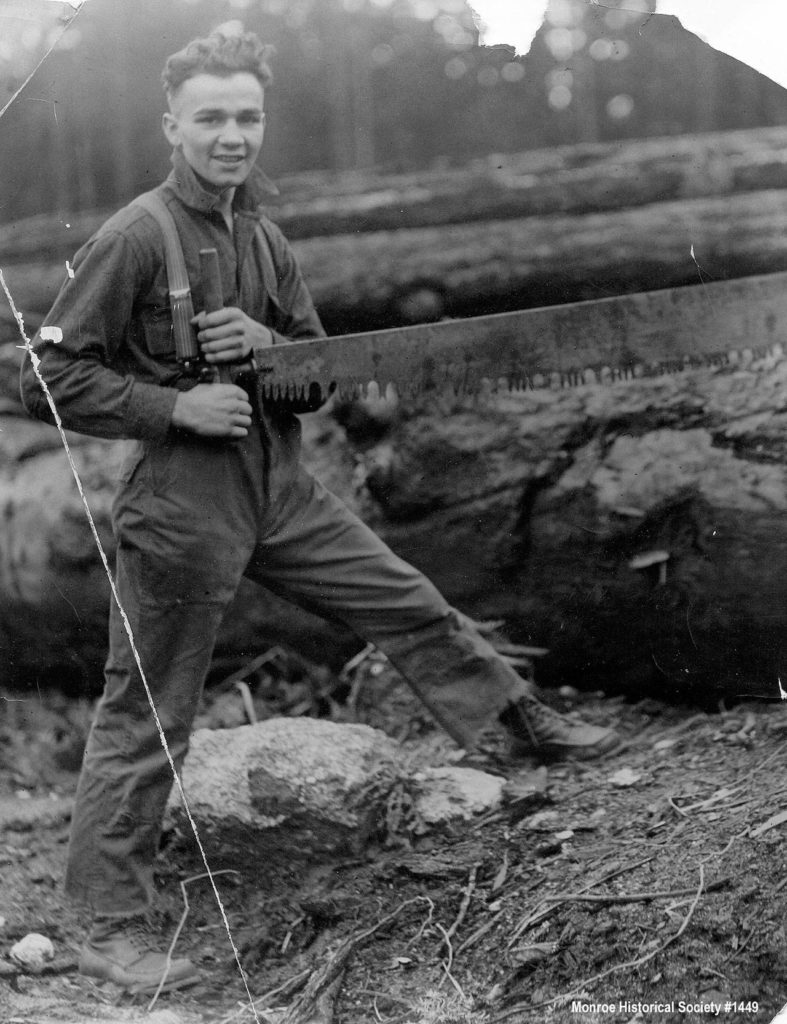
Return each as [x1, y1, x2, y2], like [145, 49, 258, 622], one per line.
[2, 1, 787, 1021]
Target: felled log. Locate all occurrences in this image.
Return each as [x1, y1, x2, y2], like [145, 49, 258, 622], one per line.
[6, 270, 787, 702]
[0, 394, 361, 691]
[295, 188, 787, 330]
[3, 125, 787, 264]
[267, 124, 787, 238]
[352, 346, 787, 703]
[7, 187, 787, 340]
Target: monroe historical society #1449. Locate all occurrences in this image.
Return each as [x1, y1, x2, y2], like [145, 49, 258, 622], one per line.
[570, 1001, 761, 1017]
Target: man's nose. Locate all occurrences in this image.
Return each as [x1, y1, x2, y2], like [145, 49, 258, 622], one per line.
[218, 120, 244, 145]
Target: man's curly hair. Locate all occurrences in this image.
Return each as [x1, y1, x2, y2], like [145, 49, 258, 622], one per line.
[162, 29, 273, 102]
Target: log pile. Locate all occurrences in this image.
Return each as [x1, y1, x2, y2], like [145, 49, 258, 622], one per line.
[3, 124, 787, 258]
[3, 125, 787, 337]
[4, 127, 787, 698]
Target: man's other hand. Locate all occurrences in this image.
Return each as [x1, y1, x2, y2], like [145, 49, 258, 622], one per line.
[192, 308, 273, 363]
[171, 384, 253, 437]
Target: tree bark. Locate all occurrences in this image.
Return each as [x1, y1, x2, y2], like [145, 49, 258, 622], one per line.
[352, 350, 787, 703]
[7, 187, 787, 340]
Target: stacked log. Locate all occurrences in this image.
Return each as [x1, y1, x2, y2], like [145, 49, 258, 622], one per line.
[4, 126, 787, 698]
[3, 124, 787, 258]
[6, 188, 787, 341]
[3, 125, 787, 337]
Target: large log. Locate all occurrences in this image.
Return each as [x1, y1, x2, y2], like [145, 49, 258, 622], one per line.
[3, 126, 787, 263]
[0, 376, 361, 691]
[5, 273, 787, 702]
[5, 188, 787, 340]
[298, 188, 787, 329]
[350, 342, 787, 703]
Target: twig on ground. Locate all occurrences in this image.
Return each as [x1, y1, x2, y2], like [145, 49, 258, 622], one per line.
[542, 875, 728, 906]
[436, 922, 454, 977]
[455, 911, 502, 956]
[723, 927, 755, 963]
[217, 970, 313, 1023]
[441, 960, 467, 1000]
[280, 915, 305, 954]
[404, 896, 435, 949]
[341, 642, 378, 677]
[147, 868, 240, 1013]
[356, 989, 412, 1006]
[279, 897, 429, 1024]
[217, 647, 286, 689]
[490, 864, 706, 1021]
[444, 864, 479, 943]
[507, 855, 654, 947]
[235, 680, 258, 724]
[667, 796, 690, 818]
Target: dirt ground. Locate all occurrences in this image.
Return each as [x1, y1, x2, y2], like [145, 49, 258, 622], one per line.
[3, 657, 787, 1024]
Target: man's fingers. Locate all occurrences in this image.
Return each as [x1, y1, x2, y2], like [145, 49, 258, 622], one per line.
[214, 383, 251, 402]
[199, 325, 243, 345]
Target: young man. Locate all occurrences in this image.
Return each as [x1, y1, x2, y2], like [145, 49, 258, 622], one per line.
[20, 30, 619, 994]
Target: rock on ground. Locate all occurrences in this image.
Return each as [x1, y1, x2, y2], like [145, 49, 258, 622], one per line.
[169, 721, 507, 865]
[411, 767, 504, 827]
[169, 718, 404, 864]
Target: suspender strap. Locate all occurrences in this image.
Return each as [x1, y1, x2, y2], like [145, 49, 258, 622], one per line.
[134, 191, 198, 364]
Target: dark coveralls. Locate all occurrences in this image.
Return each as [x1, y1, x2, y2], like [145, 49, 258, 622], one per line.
[20, 151, 530, 917]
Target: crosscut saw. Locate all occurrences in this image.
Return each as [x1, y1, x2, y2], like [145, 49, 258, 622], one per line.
[255, 272, 787, 413]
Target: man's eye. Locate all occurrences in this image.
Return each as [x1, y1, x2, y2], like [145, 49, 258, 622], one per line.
[240, 114, 263, 124]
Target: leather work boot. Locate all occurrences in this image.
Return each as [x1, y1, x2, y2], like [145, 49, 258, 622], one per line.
[500, 694, 621, 761]
[79, 916, 199, 994]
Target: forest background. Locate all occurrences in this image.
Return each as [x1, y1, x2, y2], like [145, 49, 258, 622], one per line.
[3, 0, 787, 226]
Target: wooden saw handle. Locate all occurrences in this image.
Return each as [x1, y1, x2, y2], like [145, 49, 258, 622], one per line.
[198, 247, 232, 385]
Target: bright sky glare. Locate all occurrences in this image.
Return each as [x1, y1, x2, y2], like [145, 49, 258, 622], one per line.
[40, 0, 787, 89]
[472, 0, 787, 88]
[657, 1, 787, 88]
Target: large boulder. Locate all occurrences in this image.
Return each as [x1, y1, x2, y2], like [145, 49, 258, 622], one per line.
[168, 718, 404, 864]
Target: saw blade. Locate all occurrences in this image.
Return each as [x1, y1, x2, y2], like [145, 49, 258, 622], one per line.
[256, 272, 787, 412]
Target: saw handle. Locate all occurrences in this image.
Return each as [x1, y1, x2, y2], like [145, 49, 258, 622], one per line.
[198, 247, 232, 385]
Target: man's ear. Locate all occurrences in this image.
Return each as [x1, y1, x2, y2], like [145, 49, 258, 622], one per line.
[162, 111, 180, 148]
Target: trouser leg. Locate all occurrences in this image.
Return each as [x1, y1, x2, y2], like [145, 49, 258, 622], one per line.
[65, 439, 254, 915]
[64, 548, 236, 915]
[245, 468, 529, 748]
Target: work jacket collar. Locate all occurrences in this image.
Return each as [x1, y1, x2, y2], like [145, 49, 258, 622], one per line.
[166, 148, 279, 218]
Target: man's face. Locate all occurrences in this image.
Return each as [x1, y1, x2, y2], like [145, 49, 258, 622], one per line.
[162, 72, 265, 190]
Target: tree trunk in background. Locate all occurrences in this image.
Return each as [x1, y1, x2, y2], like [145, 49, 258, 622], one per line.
[106, 2, 135, 206]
